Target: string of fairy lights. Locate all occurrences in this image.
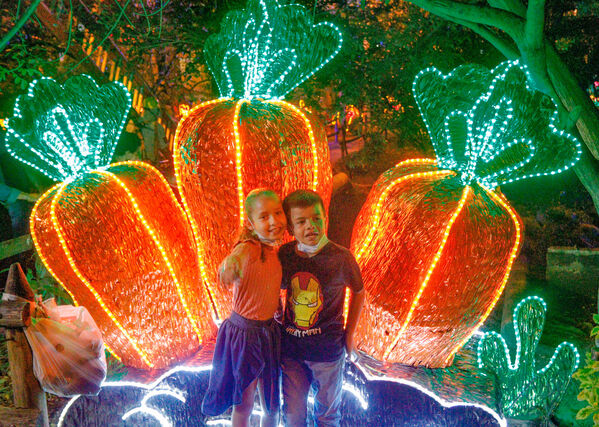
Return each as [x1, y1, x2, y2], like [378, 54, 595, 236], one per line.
[412, 60, 582, 189]
[204, 0, 342, 101]
[1, 0, 589, 421]
[5, 75, 132, 182]
[477, 296, 580, 418]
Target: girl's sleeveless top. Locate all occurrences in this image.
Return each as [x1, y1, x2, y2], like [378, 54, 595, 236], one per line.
[231, 240, 282, 321]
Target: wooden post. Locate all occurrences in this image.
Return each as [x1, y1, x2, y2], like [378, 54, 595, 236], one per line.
[2, 263, 49, 427]
[0, 299, 32, 328]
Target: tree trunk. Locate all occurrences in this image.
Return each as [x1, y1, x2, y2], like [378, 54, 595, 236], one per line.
[573, 148, 599, 215]
[543, 44, 599, 213]
[545, 46, 599, 160]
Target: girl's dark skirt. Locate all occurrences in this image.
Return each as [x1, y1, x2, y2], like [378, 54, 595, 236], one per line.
[201, 311, 281, 416]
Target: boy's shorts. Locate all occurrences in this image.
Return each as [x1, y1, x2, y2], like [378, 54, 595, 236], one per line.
[281, 351, 345, 427]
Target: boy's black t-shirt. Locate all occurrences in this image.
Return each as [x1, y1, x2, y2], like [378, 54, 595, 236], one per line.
[279, 241, 363, 362]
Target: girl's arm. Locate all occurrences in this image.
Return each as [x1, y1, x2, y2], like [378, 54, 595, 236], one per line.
[218, 242, 255, 287]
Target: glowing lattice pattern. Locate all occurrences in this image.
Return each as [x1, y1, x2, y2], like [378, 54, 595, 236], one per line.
[478, 296, 580, 419]
[413, 60, 581, 188]
[31, 162, 216, 369]
[351, 159, 522, 367]
[174, 98, 332, 320]
[351, 61, 582, 368]
[10, 76, 216, 369]
[4, 76, 131, 181]
[204, 0, 342, 100]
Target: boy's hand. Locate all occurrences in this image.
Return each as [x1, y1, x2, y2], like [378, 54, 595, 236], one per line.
[344, 288, 364, 358]
[344, 331, 355, 355]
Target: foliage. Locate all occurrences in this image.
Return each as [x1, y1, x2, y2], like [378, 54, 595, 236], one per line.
[505, 172, 599, 279]
[105, 351, 128, 381]
[0, 1, 82, 104]
[70, 0, 227, 109]
[298, 0, 498, 152]
[342, 132, 387, 174]
[478, 296, 580, 420]
[26, 257, 73, 306]
[572, 313, 599, 424]
[545, 0, 599, 91]
[0, 42, 43, 90]
[0, 340, 11, 405]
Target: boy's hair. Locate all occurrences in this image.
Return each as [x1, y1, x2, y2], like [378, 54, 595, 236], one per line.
[283, 189, 325, 220]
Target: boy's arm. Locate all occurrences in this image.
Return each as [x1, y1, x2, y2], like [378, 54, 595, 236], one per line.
[344, 288, 365, 355]
[343, 249, 365, 355]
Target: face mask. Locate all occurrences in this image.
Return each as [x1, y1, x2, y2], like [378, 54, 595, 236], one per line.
[297, 234, 329, 255]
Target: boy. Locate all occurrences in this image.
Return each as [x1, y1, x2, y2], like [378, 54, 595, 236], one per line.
[279, 189, 364, 427]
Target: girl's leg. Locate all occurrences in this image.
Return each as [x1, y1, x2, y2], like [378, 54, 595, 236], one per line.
[257, 378, 279, 427]
[232, 378, 258, 427]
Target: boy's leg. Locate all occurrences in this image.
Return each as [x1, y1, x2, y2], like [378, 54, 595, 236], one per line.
[306, 354, 345, 427]
[281, 357, 312, 427]
[257, 378, 279, 427]
[232, 377, 258, 427]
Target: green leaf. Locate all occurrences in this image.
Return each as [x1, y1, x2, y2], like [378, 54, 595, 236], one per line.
[593, 313, 599, 324]
[576, 406, 595, 420]
[579, 390, 590, 401]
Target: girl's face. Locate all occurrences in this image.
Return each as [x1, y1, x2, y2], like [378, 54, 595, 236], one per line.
[248, 196, 287, 241]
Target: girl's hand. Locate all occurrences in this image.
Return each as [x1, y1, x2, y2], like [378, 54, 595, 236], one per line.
[218, 256, 242, 287]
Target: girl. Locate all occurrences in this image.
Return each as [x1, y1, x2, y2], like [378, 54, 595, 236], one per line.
[202, 189, 286, 427]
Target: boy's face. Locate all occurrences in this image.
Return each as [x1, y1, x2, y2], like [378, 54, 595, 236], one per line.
[289, 203, 327, 246]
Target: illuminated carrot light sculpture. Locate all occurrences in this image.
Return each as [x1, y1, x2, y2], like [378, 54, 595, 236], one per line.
[351, 60, 582, 368]
[174, 0, 341, 319]
[5, 76, 215, 369]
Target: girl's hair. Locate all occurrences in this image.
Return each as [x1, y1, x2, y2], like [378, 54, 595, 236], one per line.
[237, 189, 281, 260]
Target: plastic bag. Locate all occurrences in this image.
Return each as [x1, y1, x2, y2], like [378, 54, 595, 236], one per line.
[21, 297, 107, 397]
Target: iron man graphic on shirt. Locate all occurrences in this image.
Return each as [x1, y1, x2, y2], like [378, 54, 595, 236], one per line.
[287, 272, 323, 330]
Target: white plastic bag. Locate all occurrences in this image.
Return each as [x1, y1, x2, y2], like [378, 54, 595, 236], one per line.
[22, 298, 107, 397]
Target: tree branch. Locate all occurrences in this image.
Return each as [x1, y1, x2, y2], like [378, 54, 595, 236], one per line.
[525, 0, 545, 50]
[408, 0, 524, 40]
[487, 0, 526, 18]
[437, 12, 520, 59]
[0, 0, 43, 53]
[519, 0, 553, 97]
